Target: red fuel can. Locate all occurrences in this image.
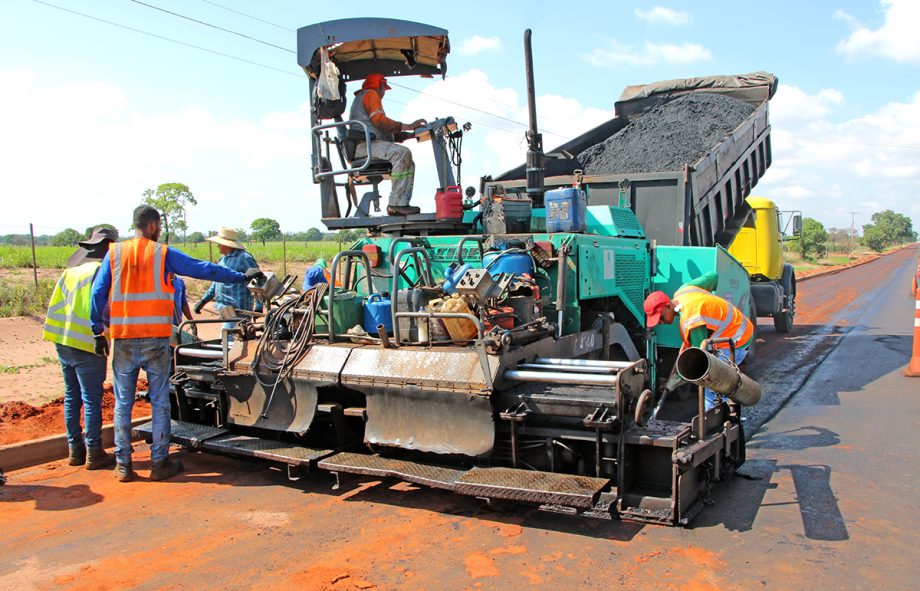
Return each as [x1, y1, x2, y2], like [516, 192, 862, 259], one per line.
[435, 185, 464, 220]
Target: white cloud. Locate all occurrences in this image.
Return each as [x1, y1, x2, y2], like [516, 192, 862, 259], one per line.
[457, 35, 502, 56]
[836, 0, 920, 63]
[758, 84, 920, 228]
[583, 39, 711, 67]
[634, 6, 693, 26]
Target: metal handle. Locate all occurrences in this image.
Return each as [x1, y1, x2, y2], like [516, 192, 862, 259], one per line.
[390, 247, 435, 345]
[454, 235, 486, 265]
[311, 120, 372, 179]
[328, 250, 375, 343]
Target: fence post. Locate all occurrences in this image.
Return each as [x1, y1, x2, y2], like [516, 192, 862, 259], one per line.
[282, 233, 287, 278]
[29, 223, 38, 290]
[208, 232, 213, 263]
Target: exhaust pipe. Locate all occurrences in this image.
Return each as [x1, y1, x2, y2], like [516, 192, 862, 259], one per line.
[675, 347, 761, 406]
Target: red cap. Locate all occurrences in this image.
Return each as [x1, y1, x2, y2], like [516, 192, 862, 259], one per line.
[644, 291, 672, 327]
[361, 73, 391, 92]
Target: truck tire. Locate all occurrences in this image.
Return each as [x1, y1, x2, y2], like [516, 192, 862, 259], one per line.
[773, 266, 796, 333]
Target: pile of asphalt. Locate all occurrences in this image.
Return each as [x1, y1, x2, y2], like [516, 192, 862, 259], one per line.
[577, 93, 755, 174]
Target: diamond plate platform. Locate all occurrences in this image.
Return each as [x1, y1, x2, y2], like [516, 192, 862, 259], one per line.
[454, 467, 610, 509]
[318, 452, 465, 490]
[201, 434, 335, 467]
[132, 420, 228, 449]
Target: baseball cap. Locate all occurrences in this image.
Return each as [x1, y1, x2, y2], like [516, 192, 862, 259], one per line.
[361, 73, 391, 91]
[644, 291, 672, 327]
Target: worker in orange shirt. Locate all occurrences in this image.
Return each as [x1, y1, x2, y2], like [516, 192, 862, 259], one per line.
[349, 73, 427, 216]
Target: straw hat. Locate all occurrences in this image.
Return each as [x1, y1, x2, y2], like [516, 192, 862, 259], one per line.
[206, 227, 246, 250]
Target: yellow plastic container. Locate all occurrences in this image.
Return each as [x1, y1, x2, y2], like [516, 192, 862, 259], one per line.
[440, 296, 478, 341]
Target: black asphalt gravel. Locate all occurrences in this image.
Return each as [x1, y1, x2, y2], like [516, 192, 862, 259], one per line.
[577, 93, 755, 174]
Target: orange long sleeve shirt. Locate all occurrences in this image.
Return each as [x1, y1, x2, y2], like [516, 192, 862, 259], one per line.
[361, 91, 402, 135]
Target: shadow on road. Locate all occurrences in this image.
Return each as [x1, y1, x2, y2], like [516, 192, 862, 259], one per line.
[0, 483, 104, 510]
[693, 458, 849, 541]
[747, 426, 841, 451]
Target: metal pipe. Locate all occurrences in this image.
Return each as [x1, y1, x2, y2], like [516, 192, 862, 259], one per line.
[523, 28, 544, 201]
[676, 347, 761, 406]
[377, 324, 392, 348]
[175, 347, 223, 360]
[533, 357, 633, 369]
[555, 245, 568, 338]
[454, 235, 486, 265]
[516, 363, 618, 374]
[504, 369, 618, 386]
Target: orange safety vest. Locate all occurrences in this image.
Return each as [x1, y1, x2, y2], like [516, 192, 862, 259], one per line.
[109, 238, 175, 339]
[674, 285, 754, 351]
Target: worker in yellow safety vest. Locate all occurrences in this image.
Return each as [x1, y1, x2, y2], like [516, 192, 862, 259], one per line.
[644, 271, 755, 410]
[43, 227, 118, 469]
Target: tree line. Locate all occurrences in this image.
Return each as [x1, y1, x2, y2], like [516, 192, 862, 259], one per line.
[794, 210, 917, 259]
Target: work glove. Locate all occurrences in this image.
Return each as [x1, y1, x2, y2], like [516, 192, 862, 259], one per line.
[94, 334, 109, 358]
[189, 323, 199, 338]
[244, 268, 265, 283]
[193, 300, 205, 314]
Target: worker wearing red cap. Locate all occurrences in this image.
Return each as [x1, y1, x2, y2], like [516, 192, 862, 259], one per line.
[644, 271, 755, 409]
[349, 73, 427, 216]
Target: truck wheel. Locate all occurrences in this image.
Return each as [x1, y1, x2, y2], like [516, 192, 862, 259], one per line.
[774, 310, 793, 333]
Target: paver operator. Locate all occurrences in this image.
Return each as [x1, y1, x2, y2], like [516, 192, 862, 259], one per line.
[43, 226, 118, 470]
[193, 227, 262, 340]
[349, 73, 427, 216]
[644, 271, 755, 410]
[90, 205, 263, 482]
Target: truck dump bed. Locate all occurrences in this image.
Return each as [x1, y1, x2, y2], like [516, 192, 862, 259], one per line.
[490, 72, 777, 248]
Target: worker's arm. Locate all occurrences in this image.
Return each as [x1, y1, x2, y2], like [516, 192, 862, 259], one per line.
[363, 92, 425, 134]
[244, 252, 263, 313]
[683, 271, 719, 292]
[90, 252, 112, 335]
[199, 281, 216, 305]
[687, 326, 711, 348]
[165, 248, 246, 284]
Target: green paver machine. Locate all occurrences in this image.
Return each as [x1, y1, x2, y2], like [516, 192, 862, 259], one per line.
[144, 19, 761, 526]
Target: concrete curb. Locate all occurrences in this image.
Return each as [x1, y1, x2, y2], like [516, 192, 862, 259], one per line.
[797, 244, 917, 283]
[0, 416, 152, 472]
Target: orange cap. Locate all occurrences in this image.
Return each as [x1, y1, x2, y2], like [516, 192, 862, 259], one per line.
[361, 73, 391, 91]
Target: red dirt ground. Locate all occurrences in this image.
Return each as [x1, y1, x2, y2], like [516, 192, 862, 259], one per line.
[0, 379, 151, 445]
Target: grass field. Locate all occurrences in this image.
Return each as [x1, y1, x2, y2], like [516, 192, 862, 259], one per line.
[0, 241, 344, 270]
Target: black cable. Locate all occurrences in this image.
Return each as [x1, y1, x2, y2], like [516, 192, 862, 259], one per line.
[253, 283, 327, 387]
[196, 0, 296, 32]
[127, 0, 295, 53]
[33, 0, 302, 78]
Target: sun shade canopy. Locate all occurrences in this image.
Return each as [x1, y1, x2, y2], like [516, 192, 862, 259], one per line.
[297, 18, 450, 82]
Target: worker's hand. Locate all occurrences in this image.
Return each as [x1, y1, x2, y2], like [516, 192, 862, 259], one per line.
[93, 335, 109, 358]
[405, 118, 427, 130]
[193, 300, 205, 314]
[244, 268, 265, 283]
[189, 324, 198, 338]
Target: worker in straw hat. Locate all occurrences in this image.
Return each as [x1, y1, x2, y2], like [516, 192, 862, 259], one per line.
[194, 228, 263, 336]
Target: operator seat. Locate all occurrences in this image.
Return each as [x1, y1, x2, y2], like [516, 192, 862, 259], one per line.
[340, 134, 393, 217]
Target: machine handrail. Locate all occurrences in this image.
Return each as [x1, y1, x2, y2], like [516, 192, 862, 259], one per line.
[454, 235, 486, 264]
[328, 250, 375, 343]
[312, 120, 373, 179]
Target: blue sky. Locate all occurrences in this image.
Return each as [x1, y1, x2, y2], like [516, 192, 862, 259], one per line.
[2, 0, 918, 236]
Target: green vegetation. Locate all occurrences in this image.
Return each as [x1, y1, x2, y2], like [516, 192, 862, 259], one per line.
[862, 210, 917, 252]
[251, 218, 282, 245]
[0, 245, 75, 269]
[143, 182, 197, 244]
[0, 278, 56, 317]
[51, 228, 83, 247]
[0, 357, 57, 373]
[792, 217, 829, 260]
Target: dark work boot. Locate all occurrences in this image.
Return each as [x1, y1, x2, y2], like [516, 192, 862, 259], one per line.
[86, 446, 115, 470]
[114, 462, 134, 482]
[150, 456, 184, 481]
[387, 205, 421, 216]
[68, 445, 86, 467]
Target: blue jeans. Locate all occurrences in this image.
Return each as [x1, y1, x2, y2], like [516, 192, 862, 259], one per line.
[111, 337, 172, 464]
[55, 344, 107, 449]
[704, 346, 749, 410]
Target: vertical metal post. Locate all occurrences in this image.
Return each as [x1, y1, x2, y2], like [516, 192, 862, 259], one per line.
[697, 384, 706, 440]
[523, 29, 544, 205]
[208, 233, 213, 263]
[29, 223, 38, 290]
[282, 233, 287, 278]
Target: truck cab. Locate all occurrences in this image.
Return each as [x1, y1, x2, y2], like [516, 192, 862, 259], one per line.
[728, 196, 800, 332]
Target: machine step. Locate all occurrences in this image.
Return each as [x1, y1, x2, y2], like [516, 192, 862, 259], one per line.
[132, 419, 228, 449]
[201, 434, 336, 467]
[454, 467, 610, 509]
[318, 452, 465, 490]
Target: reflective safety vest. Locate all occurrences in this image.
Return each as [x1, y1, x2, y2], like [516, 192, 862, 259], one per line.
[43, 261, 102, 353]
[349, 89, 393, 142]
[674, 285, 754, 351]
[109, 238, 175, 339]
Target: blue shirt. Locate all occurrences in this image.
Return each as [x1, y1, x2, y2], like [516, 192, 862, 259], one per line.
[90, 244, 246, 335]
[200, 249, 261, 312]
[302, 265, 328, 290]
[172, 276, 187, 326]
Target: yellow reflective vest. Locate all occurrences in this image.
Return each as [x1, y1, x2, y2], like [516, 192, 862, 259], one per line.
[674, 285, 754, 351]
[43, 261, 103, 353]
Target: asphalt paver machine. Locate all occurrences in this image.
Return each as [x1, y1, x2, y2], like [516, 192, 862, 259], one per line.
[141, 18, 761, 525]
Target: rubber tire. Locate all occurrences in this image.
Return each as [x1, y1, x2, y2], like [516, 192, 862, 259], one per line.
[773, 310, 793, 333]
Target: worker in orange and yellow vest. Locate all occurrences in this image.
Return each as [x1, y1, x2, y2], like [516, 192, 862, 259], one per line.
[644, 271, 755, 410]
[90, 205, 263, 482]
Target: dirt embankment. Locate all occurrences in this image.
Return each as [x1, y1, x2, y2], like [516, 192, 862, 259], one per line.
[0, 379, 151, 445]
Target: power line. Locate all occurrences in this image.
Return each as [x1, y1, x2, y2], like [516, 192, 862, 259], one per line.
[33, 0, 302, 78]
[196, 0, 296, 33]
[127, 0, 295, 53]
[797, 137, 920, 150]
